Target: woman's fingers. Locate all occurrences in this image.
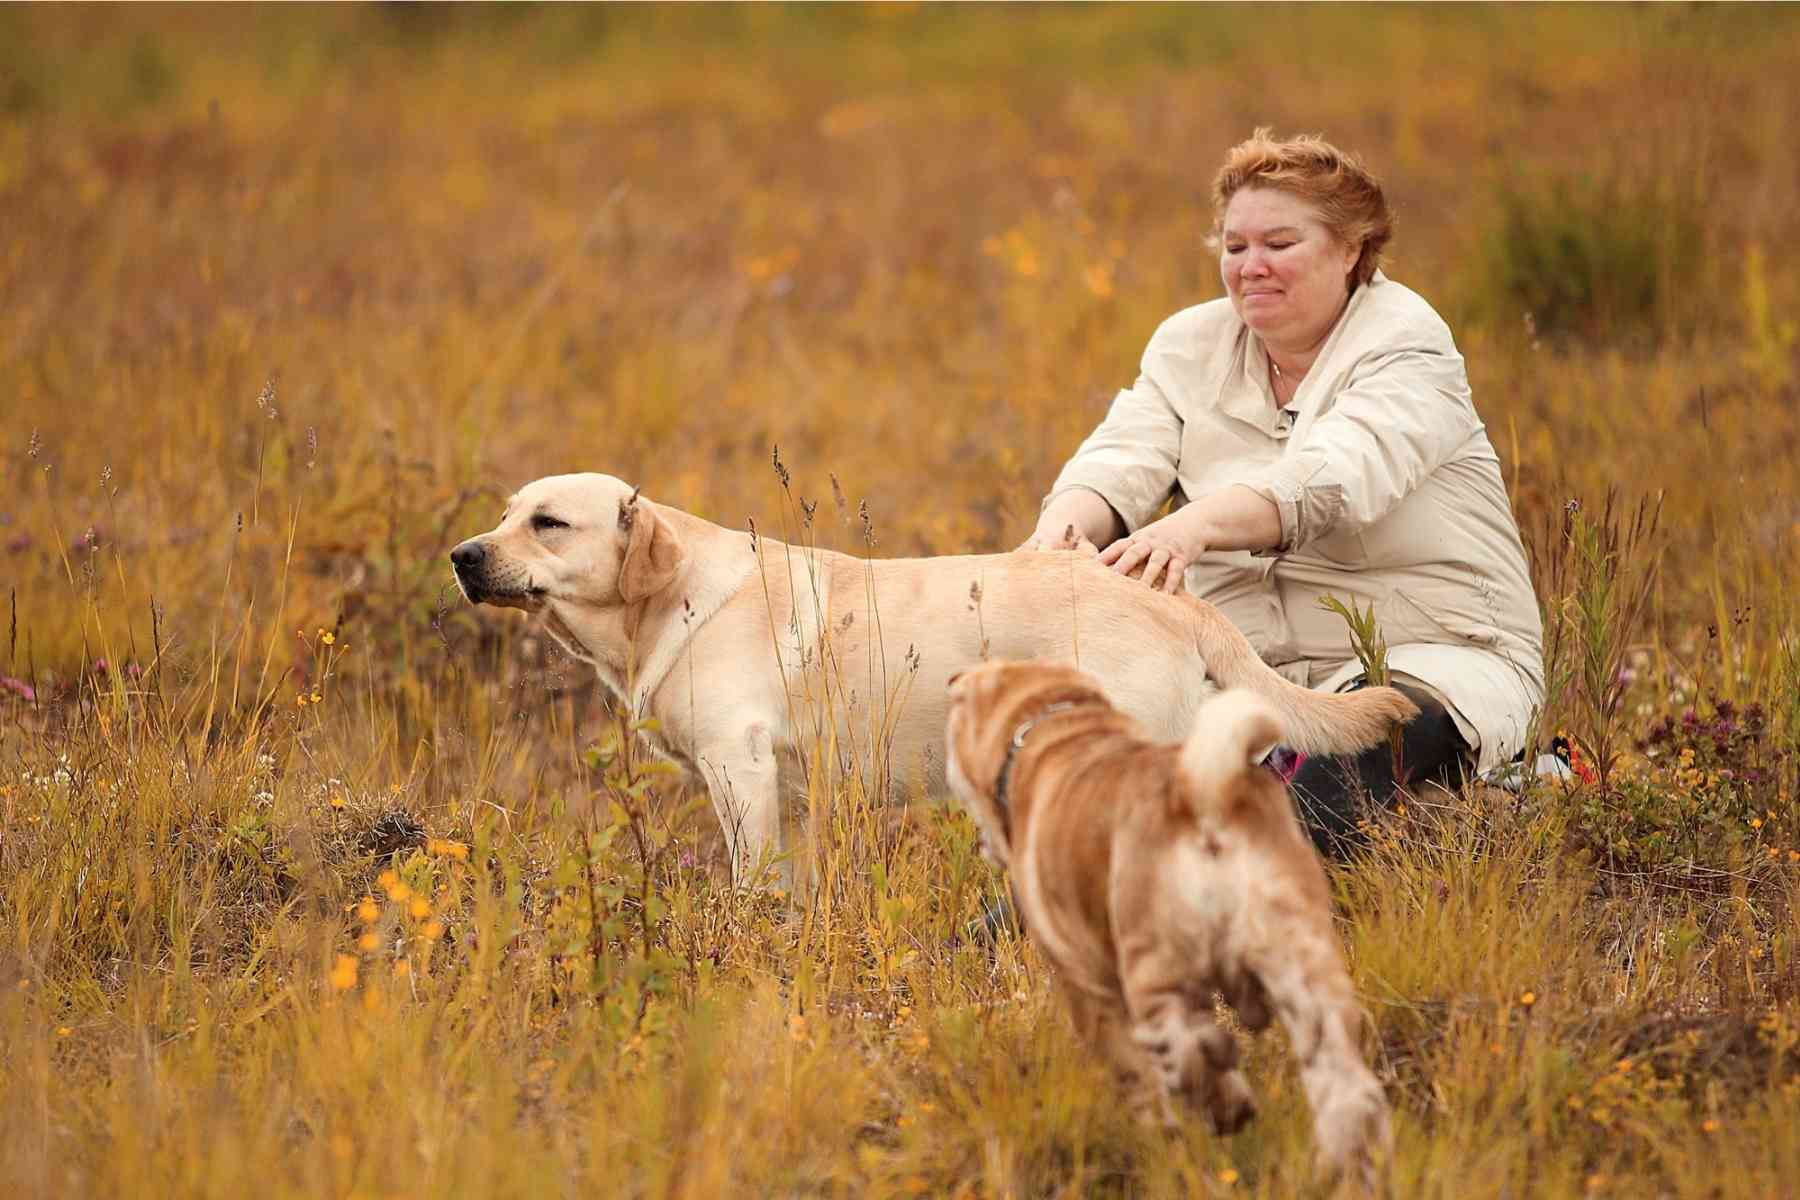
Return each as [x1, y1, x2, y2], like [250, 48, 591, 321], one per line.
[1142, 547, 1171, 588]
[1160, 555, 1188, 593]
[1100, 540, 1187, 590]
[1105, 539, 1150, 578]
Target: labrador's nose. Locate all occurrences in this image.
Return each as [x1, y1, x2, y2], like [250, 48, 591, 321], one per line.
[450, 540, 487, 571]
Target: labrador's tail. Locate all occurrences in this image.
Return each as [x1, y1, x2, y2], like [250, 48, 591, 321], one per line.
[1186, 598, 1419, 756]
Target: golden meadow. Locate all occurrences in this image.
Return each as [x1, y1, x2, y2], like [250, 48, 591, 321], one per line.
[3, 6, 1799, 1197]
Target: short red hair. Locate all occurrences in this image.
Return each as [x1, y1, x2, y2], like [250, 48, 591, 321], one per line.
[1210, 128, 1393, 292]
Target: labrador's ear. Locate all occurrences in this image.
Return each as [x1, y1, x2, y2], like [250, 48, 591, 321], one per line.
[618, 498, 684, 604]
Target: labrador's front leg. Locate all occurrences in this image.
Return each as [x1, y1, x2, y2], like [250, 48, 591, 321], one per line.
[698, 722, 785, 890]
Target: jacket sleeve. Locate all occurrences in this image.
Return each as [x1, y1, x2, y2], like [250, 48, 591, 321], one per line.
[1236, 347, 1482, 553]
[1043, 352, 1185, 535]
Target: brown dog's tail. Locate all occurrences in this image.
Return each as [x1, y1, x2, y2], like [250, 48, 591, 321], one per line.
[1185, 598, 1420, 756]
[1179, 689, 1285, 806]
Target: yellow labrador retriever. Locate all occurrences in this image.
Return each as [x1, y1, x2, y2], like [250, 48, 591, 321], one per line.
[944, 658, 1391, 1193]
[450, 473, 1417, 883]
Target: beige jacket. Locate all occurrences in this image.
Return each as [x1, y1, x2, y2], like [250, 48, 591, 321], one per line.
[1046, 273, 1544, 772]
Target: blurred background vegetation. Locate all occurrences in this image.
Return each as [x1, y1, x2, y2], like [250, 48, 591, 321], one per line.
[4, 5, 1796, 625]
[3, 6, 1800, 1198]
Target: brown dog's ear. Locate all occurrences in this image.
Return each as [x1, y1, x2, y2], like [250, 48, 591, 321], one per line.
[618, 498, 684, 604]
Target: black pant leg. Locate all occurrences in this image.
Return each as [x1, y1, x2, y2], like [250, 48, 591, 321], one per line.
[1289, 680, 1469, 859]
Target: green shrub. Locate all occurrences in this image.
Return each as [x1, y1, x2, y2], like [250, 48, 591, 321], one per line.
[1477, 173, 1702, 343]
[1570, 694, 1791, 883]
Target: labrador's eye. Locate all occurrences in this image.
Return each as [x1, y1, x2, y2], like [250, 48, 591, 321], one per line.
[530, 514, 569, 532]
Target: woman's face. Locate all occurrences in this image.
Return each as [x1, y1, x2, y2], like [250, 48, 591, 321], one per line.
[1219, 186, 1360, 355]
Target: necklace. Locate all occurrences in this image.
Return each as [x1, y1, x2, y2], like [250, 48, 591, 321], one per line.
[1268, 355, 1294, 404]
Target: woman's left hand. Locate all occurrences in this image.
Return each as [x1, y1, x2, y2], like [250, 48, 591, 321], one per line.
[1098, 506, 1209, 593]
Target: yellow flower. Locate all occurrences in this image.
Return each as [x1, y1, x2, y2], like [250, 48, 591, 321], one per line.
[1518, 990, 1537, 1008]
[320, 630, 335, 645]
[1218, 1167, 1240, 1185]
[1700, 1117, 1720, 1134]
[55, 1026, 72, 1038]
[1616, 1058, 1633, 1074]
[356, 897, 379, 924]
[1082, 263, 1114, 299]
[1752, 817, 1764, 830]
[422, 919, 444, 941]
[329, 954, 358, 991]
[427, 838, 470, 861]
[358, 931, 380, 952]
[409, 897, 431, 920]
[379, 871, 410, 902]
[295, 693, 308, 707]
[392, 960, 411, 978]
[330, 793, 346, 810]
[310, 691, 321, 704]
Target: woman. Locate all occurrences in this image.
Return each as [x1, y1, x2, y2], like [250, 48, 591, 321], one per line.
[1023, 129, 1543, 854]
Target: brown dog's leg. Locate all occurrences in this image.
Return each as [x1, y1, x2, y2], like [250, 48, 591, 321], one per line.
[1119, 943, 1256, 1134]
[1066, 986, 1174, 1124]
[1243, 907, 1392, 1193]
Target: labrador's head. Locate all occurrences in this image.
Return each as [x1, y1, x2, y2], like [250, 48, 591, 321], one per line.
[450, 473, 685, 616]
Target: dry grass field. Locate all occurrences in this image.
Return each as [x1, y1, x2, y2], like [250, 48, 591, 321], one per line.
[4, 6, 1800, 1197]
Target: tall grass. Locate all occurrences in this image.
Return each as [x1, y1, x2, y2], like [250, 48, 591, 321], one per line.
[4, 6, 1800, 1197]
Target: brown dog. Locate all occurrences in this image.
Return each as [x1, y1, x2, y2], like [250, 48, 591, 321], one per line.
[945, 659, 1392, 1192]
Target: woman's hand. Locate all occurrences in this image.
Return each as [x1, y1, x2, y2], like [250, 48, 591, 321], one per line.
[1019, 524, 1100, 555]
[1098, 505, 1210, 593]
[1018, 489, 1119, 555]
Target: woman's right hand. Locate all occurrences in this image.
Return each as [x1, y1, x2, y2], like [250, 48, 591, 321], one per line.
[1018, 520, 1099, 555]
[1018, 491, 1116, 554]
